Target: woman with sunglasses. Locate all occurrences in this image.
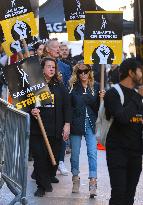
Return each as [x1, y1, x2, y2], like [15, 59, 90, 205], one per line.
[69, 63, 102, 197]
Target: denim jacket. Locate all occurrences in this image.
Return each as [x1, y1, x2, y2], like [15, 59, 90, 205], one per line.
[57, 59, 71, 88]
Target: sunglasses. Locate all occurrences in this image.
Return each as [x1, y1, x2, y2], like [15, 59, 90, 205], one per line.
[77, 69, 90, 75]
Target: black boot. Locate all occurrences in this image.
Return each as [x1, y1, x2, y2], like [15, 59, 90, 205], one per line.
[50, 176, 59, 183]
[34, 187, 45, 197]
[45, 185, 53, 192]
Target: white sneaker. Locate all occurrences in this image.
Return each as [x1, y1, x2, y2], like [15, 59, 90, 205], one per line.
[58, 161, 69, 176]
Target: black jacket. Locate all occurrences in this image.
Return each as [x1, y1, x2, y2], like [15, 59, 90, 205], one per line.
[104, 84, 143, 153]
[70, 82, 100, 135]
[30, 82, 71, 138]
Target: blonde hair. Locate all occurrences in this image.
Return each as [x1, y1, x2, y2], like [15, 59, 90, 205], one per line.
[69, 64, 95, 94]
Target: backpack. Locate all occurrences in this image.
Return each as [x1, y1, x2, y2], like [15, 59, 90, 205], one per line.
[96, 84, 124, 147]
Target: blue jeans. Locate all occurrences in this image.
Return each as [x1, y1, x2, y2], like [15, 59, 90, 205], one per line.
[70, 118, 97, 178]
[59, 140, 66, 162]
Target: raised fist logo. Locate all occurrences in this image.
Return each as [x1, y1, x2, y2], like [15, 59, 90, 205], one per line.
[74, 23, 85, 40]
[96, 44, 110, 64]
[13, 20, 28, 39]
[92, 44, 114, 64]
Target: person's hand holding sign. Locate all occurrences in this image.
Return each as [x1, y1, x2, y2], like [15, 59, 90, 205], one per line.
[31, 108, 40, 119]
[11, 40, 22, 53]
[96, 44, 110, 64]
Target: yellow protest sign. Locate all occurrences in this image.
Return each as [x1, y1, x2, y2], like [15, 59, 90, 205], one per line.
[0, 12, 38, 56]
[84, 11, 123, 64]
[0, 12, 38, 42]
[84, 40, 122, 64]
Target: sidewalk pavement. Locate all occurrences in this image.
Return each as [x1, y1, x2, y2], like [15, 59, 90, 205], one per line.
[1, 138, 143, 205]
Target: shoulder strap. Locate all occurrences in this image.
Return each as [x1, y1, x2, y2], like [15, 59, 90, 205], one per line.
[112, 84, 124, 105]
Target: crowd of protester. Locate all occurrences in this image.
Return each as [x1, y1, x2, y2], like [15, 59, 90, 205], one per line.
[0, 39, 143, 204]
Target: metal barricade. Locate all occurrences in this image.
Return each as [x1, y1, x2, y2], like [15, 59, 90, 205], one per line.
[0, 99, 6, 189]
[0, 99, 30, 205]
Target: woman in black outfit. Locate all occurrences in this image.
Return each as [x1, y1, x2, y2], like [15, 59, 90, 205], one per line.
[30, 57, 71, 197]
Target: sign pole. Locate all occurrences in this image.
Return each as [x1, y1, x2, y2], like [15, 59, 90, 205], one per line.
[37, 113, 56, 166]
[6, 57, 11, 102]
[100, 64, 104, 103]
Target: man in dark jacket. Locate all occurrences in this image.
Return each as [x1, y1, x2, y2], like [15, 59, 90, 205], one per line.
[104, 58, 143, 205]
[43, 39, 72, 175]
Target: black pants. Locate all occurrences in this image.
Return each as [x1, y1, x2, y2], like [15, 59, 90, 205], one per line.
[106, 147, 142, 205]
[31, 135, 62, 189]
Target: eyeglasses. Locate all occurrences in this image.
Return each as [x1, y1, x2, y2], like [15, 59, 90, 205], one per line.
[77, 69, 90, 75]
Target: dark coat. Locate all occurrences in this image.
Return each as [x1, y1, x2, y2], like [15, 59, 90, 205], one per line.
[70, 82, 100, 135]
[30, 82, 71, 138]
[104, 84, 143, 152]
